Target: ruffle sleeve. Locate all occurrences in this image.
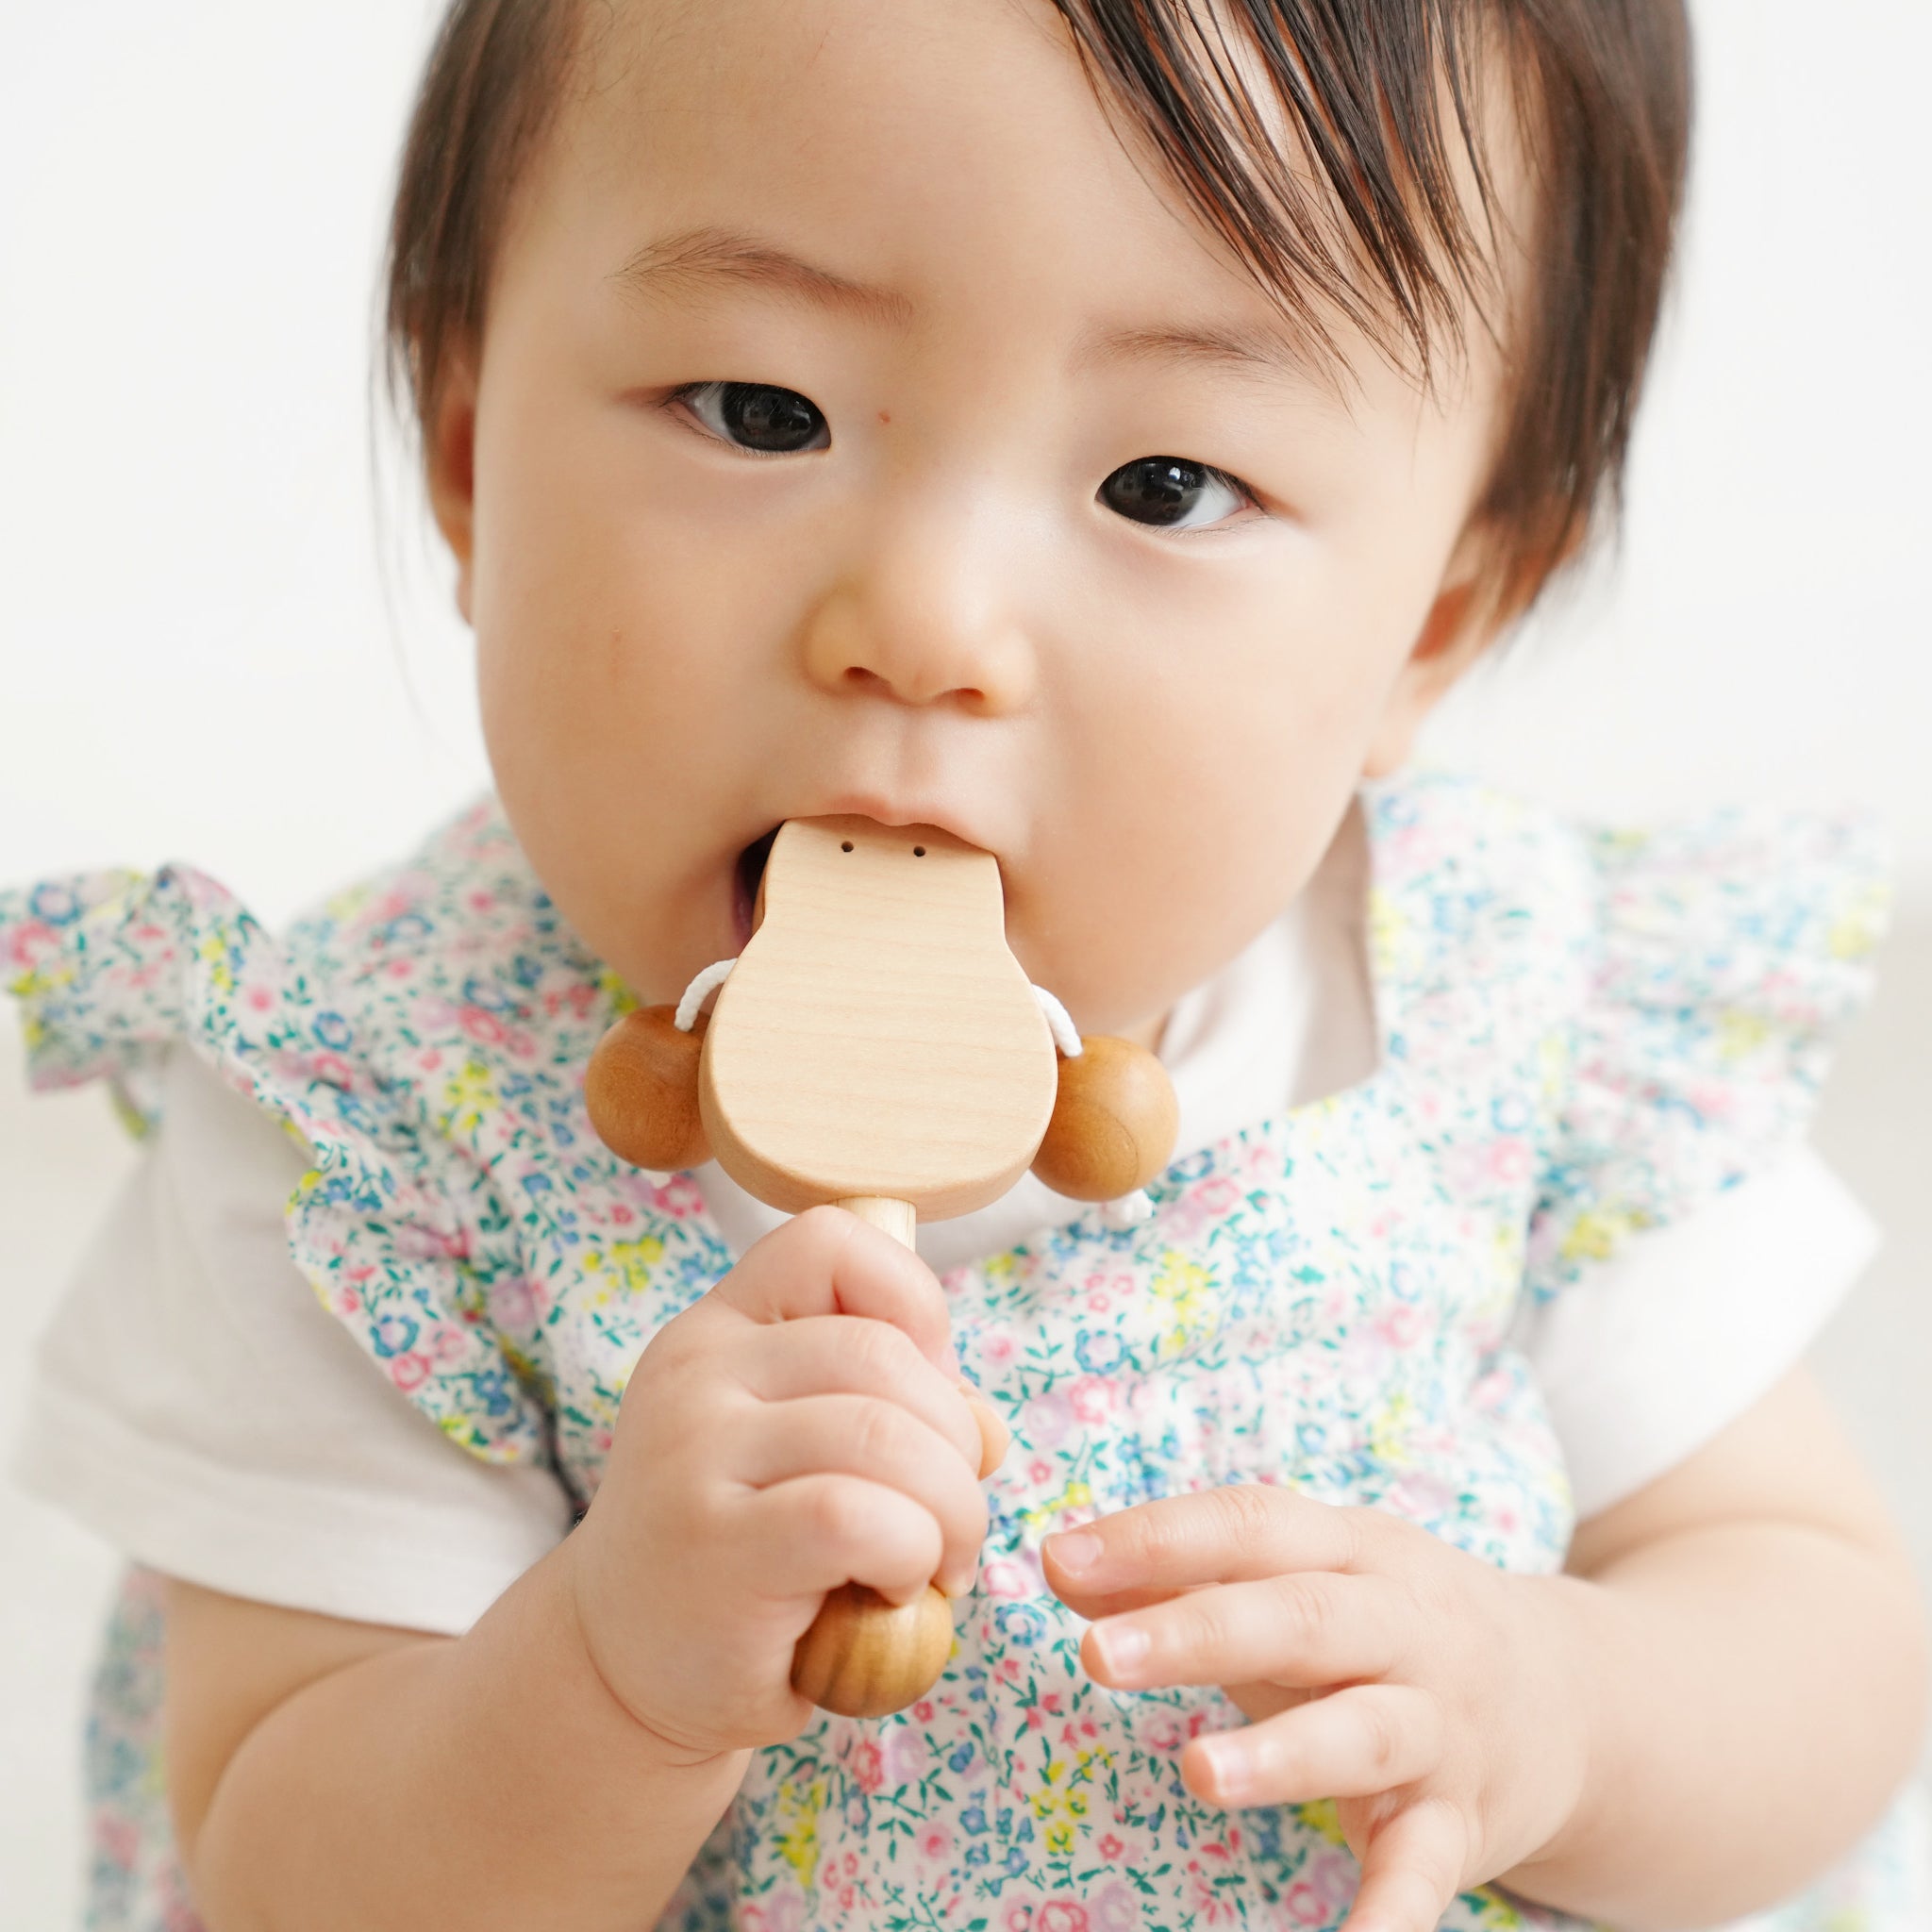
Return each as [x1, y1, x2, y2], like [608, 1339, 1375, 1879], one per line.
[1523, 805, 1893, 1306]
[1, 863, 547, 1464]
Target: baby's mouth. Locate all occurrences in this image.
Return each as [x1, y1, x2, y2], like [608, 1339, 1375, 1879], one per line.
[732, 827, 780, 945]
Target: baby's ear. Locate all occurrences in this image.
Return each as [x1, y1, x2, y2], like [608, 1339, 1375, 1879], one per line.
[425, 346, 481, 625]
[1360, 522, 1517, 780]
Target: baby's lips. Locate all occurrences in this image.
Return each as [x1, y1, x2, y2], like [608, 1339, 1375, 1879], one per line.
[959, 1382, 1011, 1480]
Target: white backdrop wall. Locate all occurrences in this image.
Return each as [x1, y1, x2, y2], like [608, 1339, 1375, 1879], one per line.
[2, 2, 1929, 924]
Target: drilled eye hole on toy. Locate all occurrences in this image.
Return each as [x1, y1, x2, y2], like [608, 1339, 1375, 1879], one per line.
[584, 816, 1177, 1717]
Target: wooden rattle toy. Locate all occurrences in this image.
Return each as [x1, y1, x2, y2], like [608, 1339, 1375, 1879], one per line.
[585, 816, 1178, 1718]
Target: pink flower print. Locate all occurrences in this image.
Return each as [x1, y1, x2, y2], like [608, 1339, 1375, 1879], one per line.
[389, 1351, 431, 1393]
[1285, 1848, 1357, 1921]
[742, 1902, 806, 1932]
[1029, 1389, 1074, 1448]
[1140, 1709, 1187, 1753]
[980, 1559, 1032, 1600]
[876, 1726, 927, 1788]
[1372, 1303, 1423, 1350]
[1488, 1136, 1532, 1184]
[1166, 1174, 1238, 1241]
[1096, 1834, 1125, 1861]
[1027, 1457, 1055, 1487]
[460, 1007, 508, 1046]
[654, 1174, 707, 1217]
[489, 1274, 546, 1331]
[1038, 1905, 1091, 1932]
[983, 1331, 1019, 1368]
[1186, 1866, 1241, 1924]
[1067, 1375, 1113, 1424]
[1001, 1903, 1035, 1932]
[913, 1700, 934, 1723]
[916, 1822, 955, 1863]
[1088, 1881, 1139, 1932]
[419, 1050, 442, 1072]
[247, 987, 273, 1012]
[848, 1741, 884, 1793]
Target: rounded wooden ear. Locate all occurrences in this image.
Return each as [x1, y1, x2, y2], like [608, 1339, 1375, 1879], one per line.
[586, 1007, 712, 1172]
[1029, 1036, 1178, 1202]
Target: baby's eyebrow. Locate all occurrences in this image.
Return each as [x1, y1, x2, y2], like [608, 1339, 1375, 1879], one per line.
[610, 226, 914, 329]
[1077, 319, 1346, 400]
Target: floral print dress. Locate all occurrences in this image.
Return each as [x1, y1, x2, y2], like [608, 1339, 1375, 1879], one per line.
[4, 770, 1926, 1931]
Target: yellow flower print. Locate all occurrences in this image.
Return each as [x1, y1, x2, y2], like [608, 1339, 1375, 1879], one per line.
[1558, 1203, 1648, 1267]
[441, 1054, 501, 1138]
[580, 1234, 668, 1307]
[1538, 1031, 1571, 1107]
[1714, 1008, 1772, 1063]
[323, 881, 374, 924]
[1018, 1478, 1093, 1536]
[6, 958, 75, 1004]
[1366, 1391, 1416, 1467]
[197, 927, 235, 996]
[775, 1773, 827, 1890]
[1367, 887, 1425, 988]
[596, 966, 641, 1016]
[1291, 1797, 1349, 1846]
[1829, 877, 1893, 962]
[1148, 1249, 1214, 1358]
[1028, 1752, 1099, 1857]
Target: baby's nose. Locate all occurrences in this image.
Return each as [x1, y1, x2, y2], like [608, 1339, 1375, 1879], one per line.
[799, 534, 1036, 716]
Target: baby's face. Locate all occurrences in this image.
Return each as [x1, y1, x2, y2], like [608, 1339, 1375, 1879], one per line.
[437, 0, 1514, 1037]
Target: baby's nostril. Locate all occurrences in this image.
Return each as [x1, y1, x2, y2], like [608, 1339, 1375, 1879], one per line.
[913, 847, 926, 858]
[841, 841, 855, 853]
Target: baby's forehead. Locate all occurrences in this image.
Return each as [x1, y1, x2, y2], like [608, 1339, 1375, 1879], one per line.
[542, 0, 1530, 400]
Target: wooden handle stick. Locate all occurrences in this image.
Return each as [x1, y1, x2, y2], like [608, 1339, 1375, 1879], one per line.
[586, 814, 1179, 1718]
[700, 818, 1057, 1718]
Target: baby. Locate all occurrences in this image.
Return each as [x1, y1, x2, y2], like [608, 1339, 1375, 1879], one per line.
[4, 1, 1929, 1929]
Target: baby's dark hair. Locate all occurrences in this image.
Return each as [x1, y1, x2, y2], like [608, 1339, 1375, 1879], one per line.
[385, 0, 1690, 615]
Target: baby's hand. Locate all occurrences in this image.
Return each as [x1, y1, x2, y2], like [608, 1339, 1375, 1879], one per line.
[1042, 1488, 1590, 1932]
[567, 1207, 1007, 1763]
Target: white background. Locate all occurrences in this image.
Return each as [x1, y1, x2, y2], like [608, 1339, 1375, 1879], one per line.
[2, 1, 1928, 1924]
[0, 1, 1927, 919]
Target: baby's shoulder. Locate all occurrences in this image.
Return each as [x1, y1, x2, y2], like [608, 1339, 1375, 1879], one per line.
[285, 797, 590, 991]
[1366, 765, 1891, 995]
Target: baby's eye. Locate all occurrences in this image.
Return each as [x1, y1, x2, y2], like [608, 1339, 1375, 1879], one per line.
[675, 381, 830, 455]
[1099, 456, 1252, 530]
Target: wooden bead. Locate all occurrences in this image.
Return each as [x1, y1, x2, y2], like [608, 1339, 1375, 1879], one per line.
[790, 1582, 956, 1719]
[1030, 1035, 1179, 1202]
[585, 1007, 711, 1172]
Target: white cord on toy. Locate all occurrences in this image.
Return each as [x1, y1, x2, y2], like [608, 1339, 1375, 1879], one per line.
[675, 958, 738, 1033]
[1030, 983, 1082, 1058]
[670, 960, 1154, 1224]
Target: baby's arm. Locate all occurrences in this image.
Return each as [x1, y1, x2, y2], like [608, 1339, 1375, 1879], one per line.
[166, 1552, 749, 1932]
[1044, 1360, 1929, 1931]
[1498, 1361, 1930, 1923]
[163, 1208, 997, 1932]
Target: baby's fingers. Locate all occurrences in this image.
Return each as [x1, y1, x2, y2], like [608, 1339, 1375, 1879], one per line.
[1342, 1794, 1469, 1932]
[1181, 1684, 1444, 1809]
[1082, 1572, 1407, 1692]
[738, 1394, 989, 1596]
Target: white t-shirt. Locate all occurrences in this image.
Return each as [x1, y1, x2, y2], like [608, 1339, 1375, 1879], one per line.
[10, 811, 1879, 1635]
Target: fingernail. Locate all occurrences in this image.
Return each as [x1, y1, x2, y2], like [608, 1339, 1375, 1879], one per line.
[1092, 1621, 1147, 1673]
[1196, 1738, 1250, 1803]
[1045, 1530, 1101, 1574]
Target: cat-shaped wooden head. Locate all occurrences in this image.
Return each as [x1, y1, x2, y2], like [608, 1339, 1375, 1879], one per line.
[699, 816, 1060, 1221]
